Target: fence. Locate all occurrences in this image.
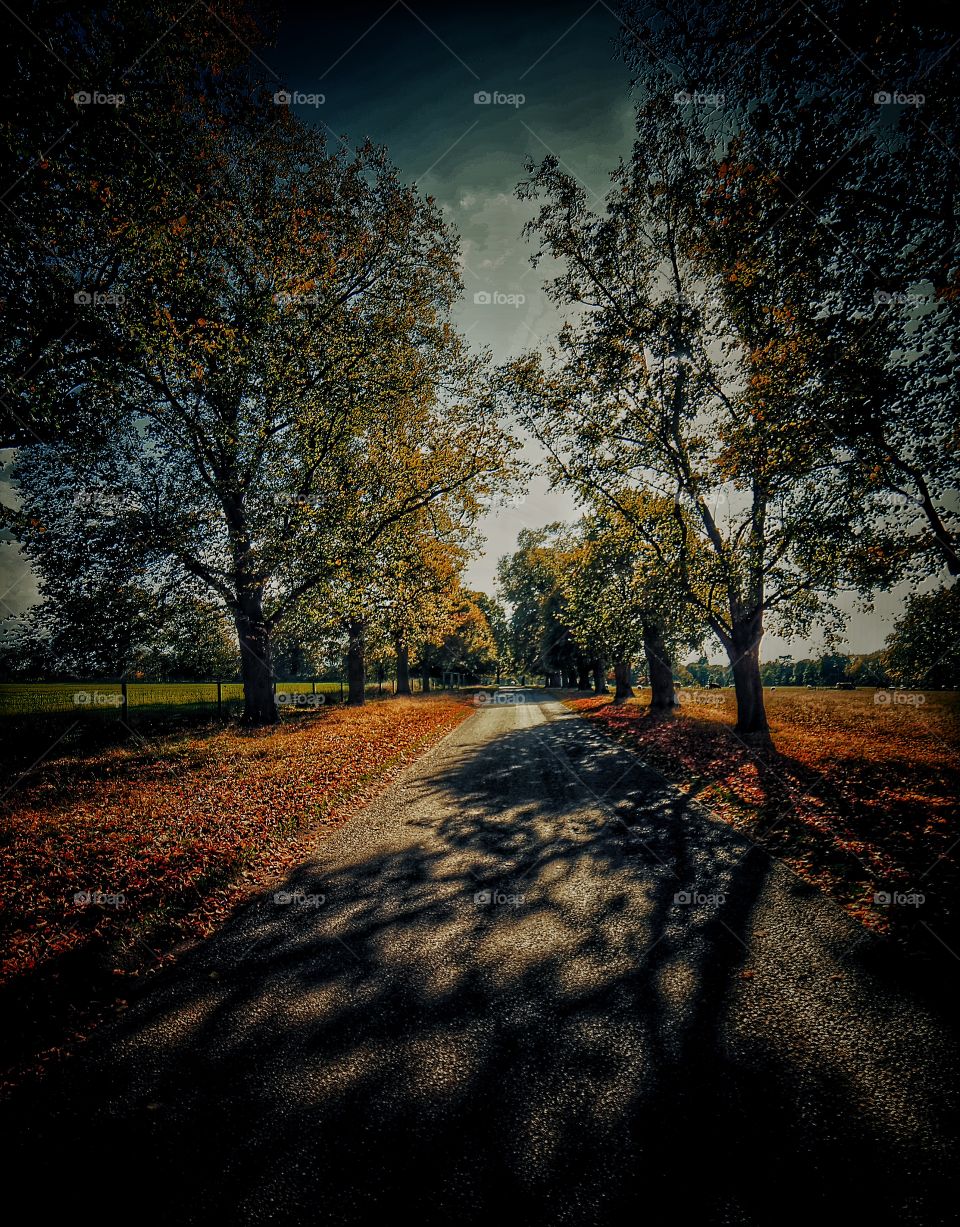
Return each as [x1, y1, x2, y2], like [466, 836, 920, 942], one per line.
[0, 676, 431, 720]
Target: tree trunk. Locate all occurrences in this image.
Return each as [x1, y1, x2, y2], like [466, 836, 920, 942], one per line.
[727, 614, 769, 741]
[347, 618, 365, 706]
[576, 662, 592, 690]
[643, 623, 677, 714]
[235, 595, 277, 725]
[421, 647, 431, 693]
[395, 637, 411, 695]
[612, 657, 634, 703]
[592, 658, 608, 694]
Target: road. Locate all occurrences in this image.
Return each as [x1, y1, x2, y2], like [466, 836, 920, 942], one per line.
[6, 690, 958, 1223]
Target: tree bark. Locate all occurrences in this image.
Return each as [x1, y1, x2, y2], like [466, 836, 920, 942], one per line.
[727, 614, 769, 741]
[224, 493, 277, 724]
[235, 594, 277, 725]
[643, 623, 677, 714]
[612, 657, 634, 703]
[592, 658, 608, 694]
[395, 637, 411, 695]
[347, 618, 365, 706]
[577, 661, 592, 690]
[421, 646, 431, 693]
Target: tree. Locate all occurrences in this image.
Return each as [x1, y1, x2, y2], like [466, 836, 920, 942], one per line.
[473, 593, 509, 684]
[846, 651, 891, 688]
[815, 653, 852, 687]
[496, 525, 585, 687]
[138, 598, 240, 680]
[432, 589, 499, 682]
[884, 585, 960, 689]
[561, 496, 704, 709]
[8, 104, 512, 723]
[617, 1, 959, 580]
[6, 476, 240, 679]
[1, 0, 275, 447]
[507, 99, 860, 742]
[375, 513, 473, 698]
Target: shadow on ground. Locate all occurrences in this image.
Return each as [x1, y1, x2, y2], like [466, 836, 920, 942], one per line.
[4, 697, 956, 1224]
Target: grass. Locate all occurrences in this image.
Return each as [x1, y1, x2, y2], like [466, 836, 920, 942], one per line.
[563, 686, 959, 953]
[0, 679, 384, 719]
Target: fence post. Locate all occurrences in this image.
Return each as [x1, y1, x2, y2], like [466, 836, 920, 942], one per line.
[340, 678, 344, 703]
[217, 678, 223, 716]
[311, 679, 316, 696]
[120, 680, 128, 716]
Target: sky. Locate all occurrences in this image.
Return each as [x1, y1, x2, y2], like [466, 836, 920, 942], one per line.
[0, 0, 935, 661]
[269, 0, 632, 589]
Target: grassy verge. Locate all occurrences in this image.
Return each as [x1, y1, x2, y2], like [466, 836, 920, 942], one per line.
[0, 695, 473, 1091]
[562, 688, 959, 953]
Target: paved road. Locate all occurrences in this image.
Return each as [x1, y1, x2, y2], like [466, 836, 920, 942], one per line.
[6, 691, 958, 1222]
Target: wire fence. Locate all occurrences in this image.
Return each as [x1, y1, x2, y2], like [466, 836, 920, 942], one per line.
[0, 676, 435, 720]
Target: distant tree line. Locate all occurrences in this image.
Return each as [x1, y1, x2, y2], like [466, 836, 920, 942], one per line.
[495, 522, 959, 699]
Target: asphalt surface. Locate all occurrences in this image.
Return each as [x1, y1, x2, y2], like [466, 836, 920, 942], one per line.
[5, 690, 958, 1223]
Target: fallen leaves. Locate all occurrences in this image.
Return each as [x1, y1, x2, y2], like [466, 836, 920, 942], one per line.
[0, 696, 472, 990]
[565, 690, 959, 947]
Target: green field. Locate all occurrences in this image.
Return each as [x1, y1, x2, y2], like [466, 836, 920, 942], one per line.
[0, 680, 393, 718]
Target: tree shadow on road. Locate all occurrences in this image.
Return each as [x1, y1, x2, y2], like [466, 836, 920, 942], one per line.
[5, 704, 957, 1224]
